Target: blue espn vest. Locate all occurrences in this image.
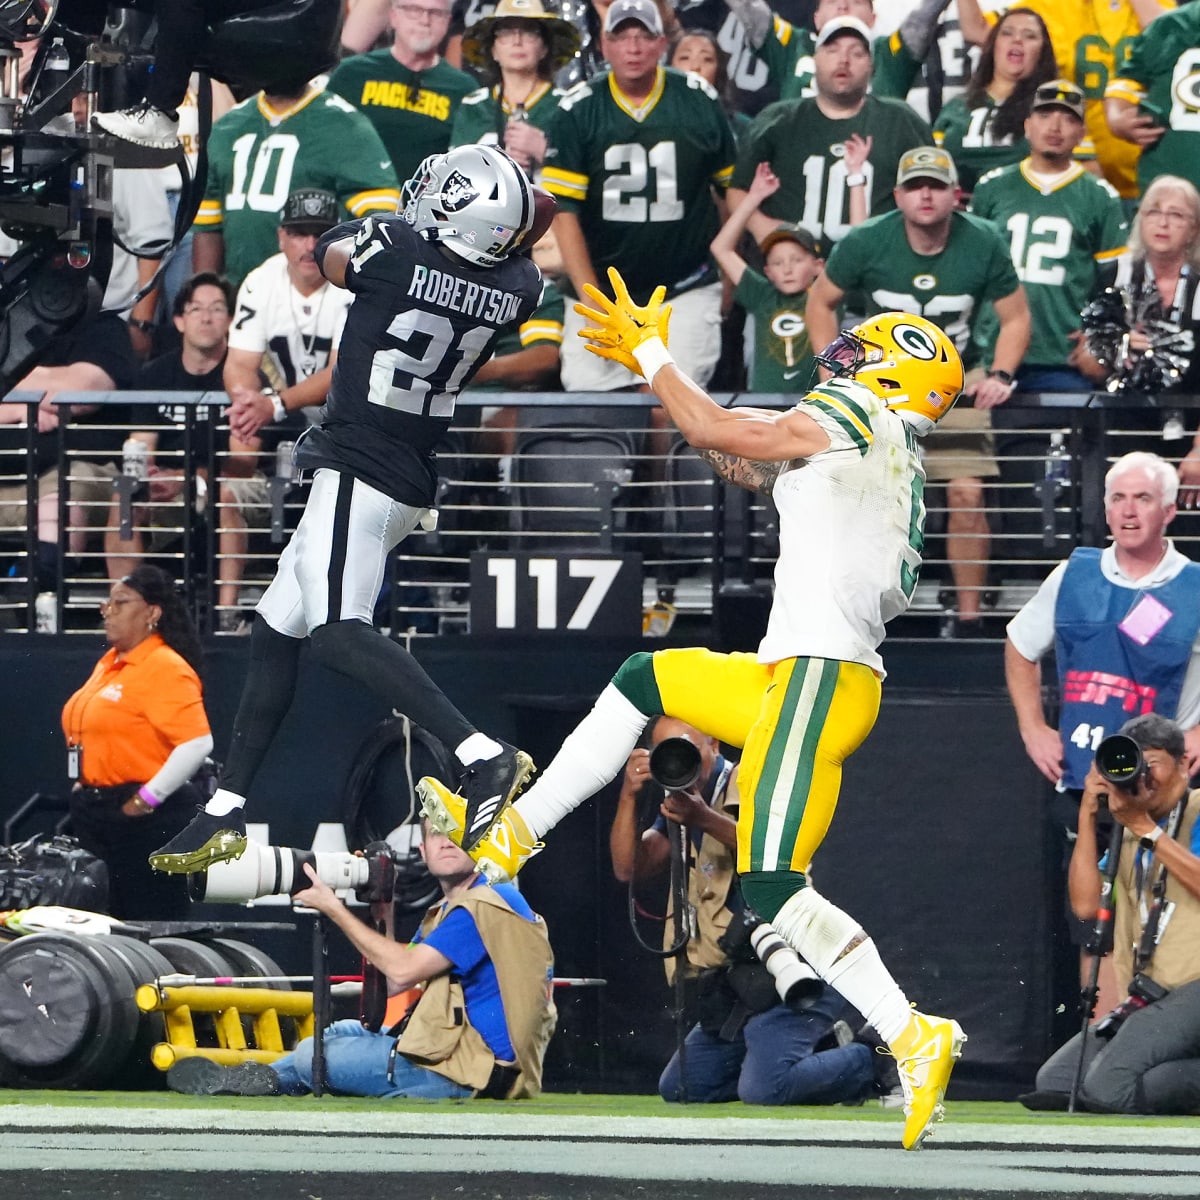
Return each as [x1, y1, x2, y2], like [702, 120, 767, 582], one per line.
[1054, 547, 1200, 788]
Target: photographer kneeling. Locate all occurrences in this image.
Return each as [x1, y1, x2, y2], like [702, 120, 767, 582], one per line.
[170, 819, 556, 1099]
[613, 718, 890, 1106]
[1030, 713, 1200, 1114]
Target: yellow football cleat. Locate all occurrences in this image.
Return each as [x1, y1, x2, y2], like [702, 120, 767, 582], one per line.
[418, 776, 542, 884]
[891, 1011, 966, 1150]
[417, 740, 534, 851]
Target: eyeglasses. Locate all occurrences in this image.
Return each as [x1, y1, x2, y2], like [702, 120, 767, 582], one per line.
[1142, 207, 1194, 226]
[393, 3, 451, 20]
[182, 302, 229, 316]
[99, 597, 141, 614]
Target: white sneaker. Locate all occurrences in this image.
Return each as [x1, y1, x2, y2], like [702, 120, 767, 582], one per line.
[92, 105, 179, 149]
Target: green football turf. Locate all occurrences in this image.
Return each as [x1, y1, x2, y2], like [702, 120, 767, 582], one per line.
[2, 1090, 1198, 1126]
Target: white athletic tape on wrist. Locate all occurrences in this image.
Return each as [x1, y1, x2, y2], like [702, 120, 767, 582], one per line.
[632, 336, 675, 383]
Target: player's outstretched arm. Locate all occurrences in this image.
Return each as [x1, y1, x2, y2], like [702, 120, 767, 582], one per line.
[695, 448, 784, 496]
[576, 268, 829, 464]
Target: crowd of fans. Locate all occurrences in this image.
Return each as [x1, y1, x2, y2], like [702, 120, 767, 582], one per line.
[5, 0, 1200, 632]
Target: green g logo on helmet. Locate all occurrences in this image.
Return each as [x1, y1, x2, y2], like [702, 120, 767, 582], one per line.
[893, 322, 938, 361]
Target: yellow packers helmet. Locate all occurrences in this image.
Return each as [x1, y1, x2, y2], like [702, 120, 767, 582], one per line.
[815, 312, 964, 435]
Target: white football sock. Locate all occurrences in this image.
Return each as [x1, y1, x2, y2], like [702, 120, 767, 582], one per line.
[205, 788, 246, 817]
[455, 732, 505, 766]
[513, 683, 650, 839]
[772, 886, 913, 1047]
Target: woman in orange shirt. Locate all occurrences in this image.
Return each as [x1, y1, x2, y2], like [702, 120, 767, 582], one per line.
[62, 566, 213, 918]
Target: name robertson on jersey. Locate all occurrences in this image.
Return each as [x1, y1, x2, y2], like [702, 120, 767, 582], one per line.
[408, 264, 523, 325]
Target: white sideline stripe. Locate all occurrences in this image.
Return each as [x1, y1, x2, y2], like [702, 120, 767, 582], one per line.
[6, 1106, 1200, 1146]
[2, 1128, 1200, 1194]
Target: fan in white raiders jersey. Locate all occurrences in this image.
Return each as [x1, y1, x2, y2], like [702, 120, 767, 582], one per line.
[224, 189, 356, 443]
[150, 145, 551, 876]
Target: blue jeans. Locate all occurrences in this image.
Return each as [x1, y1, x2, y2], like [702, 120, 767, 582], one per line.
[1015, 365, 1095, 394]
[271, 1019, 475, 1099]
[658, 992, 875, 1105]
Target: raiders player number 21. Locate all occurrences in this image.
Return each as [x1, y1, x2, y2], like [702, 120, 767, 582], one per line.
[150, 145, 554, 875]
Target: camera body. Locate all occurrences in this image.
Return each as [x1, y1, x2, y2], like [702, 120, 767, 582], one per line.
[1093, 972, 1169, 1040]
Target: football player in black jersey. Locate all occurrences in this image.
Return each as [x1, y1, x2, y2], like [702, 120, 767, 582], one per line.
[151, 145, 550, 874]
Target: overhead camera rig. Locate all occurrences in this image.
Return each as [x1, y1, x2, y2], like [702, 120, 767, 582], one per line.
[0, 0, 345, 392]
[0, 1, 175, 391]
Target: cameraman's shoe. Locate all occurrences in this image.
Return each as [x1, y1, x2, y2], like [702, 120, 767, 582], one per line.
[419, 740, 534, 851]
[418, 777, 542, 883]
[149, 808, 248, 874]
[891, 1011, 966, 1150]
[92, 104, 180, 149]
[167, 1057, 280, 1096]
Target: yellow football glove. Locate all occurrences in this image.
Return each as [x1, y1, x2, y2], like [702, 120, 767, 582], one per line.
[574, 267, 672, 377]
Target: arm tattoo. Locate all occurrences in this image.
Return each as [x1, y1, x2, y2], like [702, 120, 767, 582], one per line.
[696, 448, 783, 496]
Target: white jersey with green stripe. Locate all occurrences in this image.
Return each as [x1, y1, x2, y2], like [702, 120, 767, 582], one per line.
[758, 377, 925, 676]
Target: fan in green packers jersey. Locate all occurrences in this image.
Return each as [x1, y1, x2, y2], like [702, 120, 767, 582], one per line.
[710, 161, 835, 393]
[728, 16, 931, 250]
[1105, 3, 1200, 200]
[194, 81, 401, 290]
[451, 0, 579, 176]
[725, 0, 956, 104]
[807, 143, 1030, 637]
[971, 79, 1127, 392]
[542, 0, 737, 392]
[932, 6, 1060, 198]
[970, 79, 1127, 569]
[326, 0, 478, 185]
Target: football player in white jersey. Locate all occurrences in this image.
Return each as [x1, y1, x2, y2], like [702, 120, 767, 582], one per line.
[150, 146, 550, 877]
[421, 274, 968, 1151]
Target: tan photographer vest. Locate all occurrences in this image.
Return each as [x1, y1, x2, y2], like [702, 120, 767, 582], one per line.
[395, 885, 556, 1098]
[1113, 788, 1200, 993]
[663, 761, 736, 983]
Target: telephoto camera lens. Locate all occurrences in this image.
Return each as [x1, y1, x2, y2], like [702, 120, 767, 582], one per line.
[1094, 734, 1146, 790]
[187, 842, 372, 903]
[648, 737, 702, 791]
[749, 922, 823, 1009]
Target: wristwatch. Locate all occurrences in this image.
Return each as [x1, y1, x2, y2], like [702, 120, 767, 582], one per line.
[845, 173, 867, 187]
[1139, 826, 1163, 852]
[262, 386, 288, 424]
[986, 368, 1015, 384]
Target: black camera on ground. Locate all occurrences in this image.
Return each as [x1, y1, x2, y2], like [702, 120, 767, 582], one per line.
[648, 736, 702, 792]
[1093, 972, 1169, 1040]
[187, 840, 399, 905]
[1094, 734, 1147, 792]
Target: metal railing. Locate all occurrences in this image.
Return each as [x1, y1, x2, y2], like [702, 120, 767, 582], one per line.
[1, 389, 1196, 638]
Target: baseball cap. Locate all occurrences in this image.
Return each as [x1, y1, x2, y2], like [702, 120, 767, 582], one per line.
[896, 146, 958, 188]
[760, 223, 823, 259]
[1031, 79, 1085, 122]
[279, 188, 338, 230]
[603, 0, 664, 37]
[814, 15, 873, 56]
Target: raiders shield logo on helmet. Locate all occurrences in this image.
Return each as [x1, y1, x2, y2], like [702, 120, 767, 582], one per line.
[442, 172, 479, 212]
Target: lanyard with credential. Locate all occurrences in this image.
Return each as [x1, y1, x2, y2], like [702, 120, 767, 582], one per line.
[1132, 797, 1187, 974]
